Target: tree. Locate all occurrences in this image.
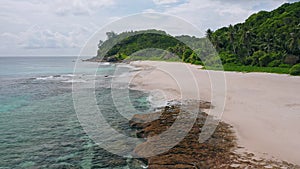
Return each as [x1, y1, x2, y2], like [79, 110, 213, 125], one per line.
[228, 24, 237, 54]
[206, 29, 213, 41]
[182, 48, 193, 62]
[287, 32, 298, 53]
[98, 40, 104, 48]
[106, 31, 117, 39]
[240, 28, 253, 57]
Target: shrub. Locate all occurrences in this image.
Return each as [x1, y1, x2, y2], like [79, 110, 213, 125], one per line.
[193, 60, 203, 65]
[289, 63, 300, 75]
[259, 54, 272, 67]
[219, 52, 239, 64]
[251, 50, 266, 66]
[279, 63, 291, 68]
[268, 60, 281, 67]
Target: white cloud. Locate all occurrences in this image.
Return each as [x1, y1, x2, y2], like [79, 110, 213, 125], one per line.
[0, 24, 97, 50]
[0, 0, 292, 56]
[0, 0, 117, 55]
[0, 13, 29, 25]
[19, 27, 71, 49]
[0, 32, 21, 47]
[153, 0, 180, 5]
[0, 0, 116, 17]
[158, 0, 287, 31]
[53, 0, 116, 16]
[143, 9, 157, 13]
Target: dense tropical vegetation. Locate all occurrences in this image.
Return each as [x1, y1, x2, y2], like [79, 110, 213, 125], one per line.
[92, 29, 215, 65]
[208, 1, 300, 69]
[91, 1, 300, 75]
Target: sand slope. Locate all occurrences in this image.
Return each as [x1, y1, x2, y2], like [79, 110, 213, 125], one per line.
[129, 61, 300, 165]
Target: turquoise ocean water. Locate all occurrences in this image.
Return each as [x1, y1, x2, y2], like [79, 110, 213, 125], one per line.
[0, 57, 149, 169]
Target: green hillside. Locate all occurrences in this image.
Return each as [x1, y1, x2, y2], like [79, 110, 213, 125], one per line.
[209, 1, 300, 68]
[90, 29, 202, 63]
[91, 1, 300, 75]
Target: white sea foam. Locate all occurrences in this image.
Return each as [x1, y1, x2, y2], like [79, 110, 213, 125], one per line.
[147, 90, 168, 108]
[62, 79, 86, 83]
[36, 76, 54, 80]
[141, 165, 148, 169]
[100, 62, 110, 65]
[62, 74, 76, 77]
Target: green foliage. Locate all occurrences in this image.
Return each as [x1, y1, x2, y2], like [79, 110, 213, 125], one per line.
[289, 63, 300, 75]
[268, 60, 281, 67]
[117, 53, 128, 60]
[210, 1, 300, 67]
[219, 51, 240, 64]
[100, 31, 193, 61]
[248, 50, 266, 66]
[106, 31, 117, 39]
[279, 63, 291, 68]
[182, 49, 193, 62]
[95, 29, 210, 64]
[193, 60, 203, 65]
[96, 29, 168, 59]
[259, 53, 272, 67]
[89, 2, 300, 75]
[206, 65, 289, 74]
[215, 65, 290, 74]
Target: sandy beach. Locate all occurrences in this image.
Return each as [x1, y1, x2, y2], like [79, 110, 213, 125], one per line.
[129, 61, 300, 165]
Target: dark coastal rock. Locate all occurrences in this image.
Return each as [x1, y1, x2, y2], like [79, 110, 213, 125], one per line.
[127, 158, 148, 169]
[106, 56, 118, 62]
[85, 56, 131, 63]
[83, 57, 103, 62]
[129, 100, 299, 169]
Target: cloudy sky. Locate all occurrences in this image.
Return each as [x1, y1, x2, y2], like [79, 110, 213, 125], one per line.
[0, 0, 297, 56]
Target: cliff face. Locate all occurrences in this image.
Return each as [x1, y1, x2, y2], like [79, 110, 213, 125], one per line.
[129, 100, 298, 169]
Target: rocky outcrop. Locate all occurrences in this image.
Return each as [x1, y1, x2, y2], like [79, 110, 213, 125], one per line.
[129, 100, 299, 169]
[84, 56, 121, 63]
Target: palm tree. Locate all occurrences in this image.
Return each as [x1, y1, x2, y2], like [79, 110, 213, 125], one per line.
[287, 32, 298, 54]
[240, 28, 253, 56]
[98, 40, 104, 48]
[264, 33, 273, 53]
[206, 29, 213, 41]
[228, 25, 237, 54]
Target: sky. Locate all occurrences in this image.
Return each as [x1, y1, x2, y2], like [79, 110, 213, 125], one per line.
[0, 0, 298, 56]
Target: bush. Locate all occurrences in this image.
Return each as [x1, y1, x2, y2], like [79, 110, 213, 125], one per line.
[279, 63, 291, 68]
[117, 53, 128, 60]
[259, 54, 272, 67]
[219, 52, 239, 64]
[193, 60, 203, 65]
[250, 50, 266, 66]
[289, 63, 300, 75]
[268, 60, 281, 67]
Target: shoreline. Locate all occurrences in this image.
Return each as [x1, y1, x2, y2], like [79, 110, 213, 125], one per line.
[126, 60, 300, 166]
[129, 100, 298, 168]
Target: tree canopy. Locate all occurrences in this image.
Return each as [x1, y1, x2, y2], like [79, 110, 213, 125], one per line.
[210, 1, 300, 67]
[91, 1, 300, 74]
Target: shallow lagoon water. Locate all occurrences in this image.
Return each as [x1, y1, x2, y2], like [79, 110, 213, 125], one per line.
[0, 57, 149, 168]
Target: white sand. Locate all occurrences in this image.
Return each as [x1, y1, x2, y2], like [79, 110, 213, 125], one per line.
[129, 61, 300, 165]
